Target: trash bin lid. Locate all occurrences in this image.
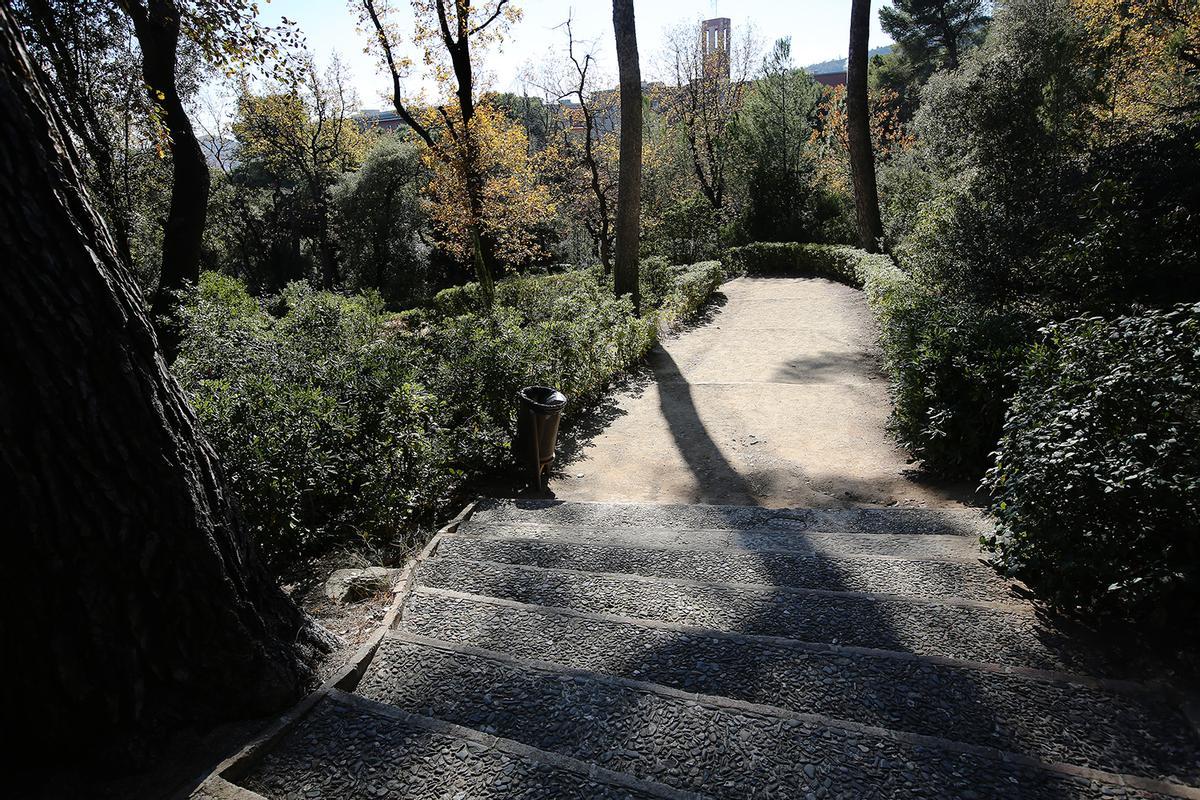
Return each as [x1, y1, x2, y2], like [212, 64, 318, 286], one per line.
[518, 385, 567, 412]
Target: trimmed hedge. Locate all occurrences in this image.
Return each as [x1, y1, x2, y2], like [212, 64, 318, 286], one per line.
[431, 268, 601, 319]
[433, 260, 726, 328]
[656, 260, 726, 329]
[176, 261, 723, 571]
[984, 304, 1200, 625]
[724, 242, 899, 289]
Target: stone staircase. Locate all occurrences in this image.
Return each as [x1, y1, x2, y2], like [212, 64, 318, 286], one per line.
[204, 499, 1200, 799]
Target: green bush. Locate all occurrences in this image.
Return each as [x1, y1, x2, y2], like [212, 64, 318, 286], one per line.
[175, 275, 456, 568]
[431, 267, 602, 318]
[655, 260, 726, 329]
[879, 291, 1038, 476]
[638, 256, 677, 310]
[723, 242, 896, 287]
[983, 304, 1200, 625]
[176, 262, 716, 572]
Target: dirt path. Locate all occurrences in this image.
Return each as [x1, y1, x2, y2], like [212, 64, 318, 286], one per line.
[551, 276, 977, 508]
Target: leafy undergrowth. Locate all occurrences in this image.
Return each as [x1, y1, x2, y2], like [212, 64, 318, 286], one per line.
[174, 262, 726, 576]
[984, 304, 1200, 635]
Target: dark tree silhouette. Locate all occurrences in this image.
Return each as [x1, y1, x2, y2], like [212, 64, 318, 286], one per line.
[121, 0, 211, 355]
[0, 6, 328, 764]
[847, 0, 884, 252]
[612, 0, 642, 312]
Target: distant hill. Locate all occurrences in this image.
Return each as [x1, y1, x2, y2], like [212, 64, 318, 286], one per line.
[804, 45, 893, 75]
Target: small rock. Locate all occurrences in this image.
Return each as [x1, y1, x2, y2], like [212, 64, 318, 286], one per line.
[324, 566, 401, 604]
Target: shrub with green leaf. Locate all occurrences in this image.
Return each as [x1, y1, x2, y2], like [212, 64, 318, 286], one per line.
[174, 275, 456, 568]
[879, 291, 1037, 476]
[175, 262, 717, 572]
[984, 304, 1200, 625]
[653, 260, 726, 329]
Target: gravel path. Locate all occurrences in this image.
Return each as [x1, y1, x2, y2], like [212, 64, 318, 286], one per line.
[455, 519, 986, 560]
[548, 277, 978, 507]
[242, 694, 682, 800]
[415, 556, 1112, 675]
[355, 635, 1178, 799]
[436, 535, 1019, 604]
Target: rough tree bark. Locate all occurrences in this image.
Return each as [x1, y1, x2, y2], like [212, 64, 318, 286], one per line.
[612, 0, 641, 313]
[0, 7, 327, 765]
[123, 0, 211, 357]
[847, 0, 884, 253]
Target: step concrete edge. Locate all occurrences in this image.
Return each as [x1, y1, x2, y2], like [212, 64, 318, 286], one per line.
[178, 499, 480, 800]
[406, 586, 1161, 696]
[470, 497, 992, 536]
[420, 554, 1037, 614]
[442, 530, 991, 566]
[458, 518, 989, 547]
[322, 688, 705, 800]
[377, 629, 1200, 799]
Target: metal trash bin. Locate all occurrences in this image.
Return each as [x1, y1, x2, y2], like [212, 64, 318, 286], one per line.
[515, 386, 567, 488]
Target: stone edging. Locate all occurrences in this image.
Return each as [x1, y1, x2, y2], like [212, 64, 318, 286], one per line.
[178, 498, 481, 800]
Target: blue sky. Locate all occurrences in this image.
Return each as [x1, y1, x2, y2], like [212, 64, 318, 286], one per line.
[262, 1, 895, 109]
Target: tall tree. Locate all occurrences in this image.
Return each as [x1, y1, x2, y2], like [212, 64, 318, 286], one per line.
[120, 0, 299, 354]
[0, 6, 328, 763]
[847, 0, 884, 252]
[360, 0, 519, 307]
[880, 0, 991, 72]
[120, 0, 209, 354]
[233, 56, 373, 290]
[13, 0, 173, 279]
[735, 37, 822, 241]
[528, 15, 619, 273]
[660, 18, 757, 212]
[612, 0, 641, 311]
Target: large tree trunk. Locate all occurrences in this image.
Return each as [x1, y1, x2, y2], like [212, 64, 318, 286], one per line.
[0, 8, 325, 766]
[847, 0, 884, 253]
[126, 0, 210, 358]
[612, 0, 641, 313]
[312, 182, 340, 290]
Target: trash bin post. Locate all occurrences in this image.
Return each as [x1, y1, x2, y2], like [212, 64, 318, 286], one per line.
[515, 386, 567, 488]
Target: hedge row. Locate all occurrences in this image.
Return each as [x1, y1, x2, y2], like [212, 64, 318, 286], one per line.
[176, 261, 724, 571]
[430, 259, 727, 330]
[724, 242, 900, 290]
[984, 304, 1200, 625]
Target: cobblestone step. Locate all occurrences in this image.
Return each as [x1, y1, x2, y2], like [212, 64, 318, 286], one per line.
[456, 519, 984, 560]
[414, 556, 1118, 675]
[469, 498, 989, 536]
[356, 633, 1196, 799]
[234, 690, 697, 800]
[398, 587, 1200, 785]
[436, 534, 1019, 604]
